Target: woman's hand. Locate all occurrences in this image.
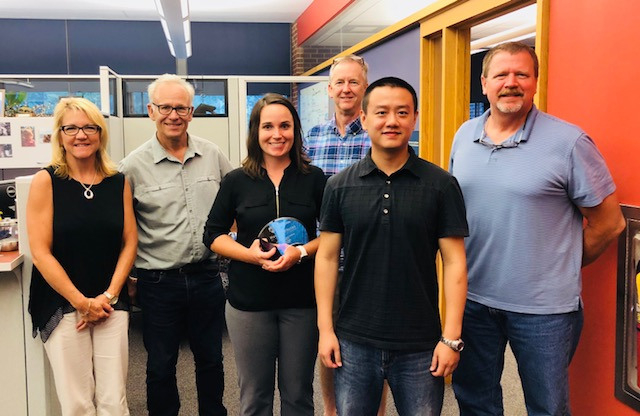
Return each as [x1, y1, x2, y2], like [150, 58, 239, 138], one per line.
[75, 296, 112, 331]
[248, 239, 277, 266]
[261, 244, 300, 272]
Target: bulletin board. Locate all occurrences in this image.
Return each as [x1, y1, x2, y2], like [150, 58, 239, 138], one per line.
[0, 117, 54, 168]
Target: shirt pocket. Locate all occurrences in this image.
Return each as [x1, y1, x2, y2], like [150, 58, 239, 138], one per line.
[137, 183, 182, 213]
[193, 175, 223, 214]
[240, 194, 271, 212]
[195, 174, 221, 185]
[237, 194, 272, 230]
[282, 192, 316, 224]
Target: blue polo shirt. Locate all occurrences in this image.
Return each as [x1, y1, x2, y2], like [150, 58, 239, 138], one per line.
[449, 106, 616, 314]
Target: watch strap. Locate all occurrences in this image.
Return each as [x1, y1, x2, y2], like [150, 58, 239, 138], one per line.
[296, 245, 308, 263]
[440, 336, 464, 352]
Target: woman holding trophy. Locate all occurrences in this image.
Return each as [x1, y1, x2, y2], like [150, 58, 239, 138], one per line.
[204, 93, 326, 415]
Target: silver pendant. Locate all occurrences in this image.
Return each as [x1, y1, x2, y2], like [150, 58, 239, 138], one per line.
[84, 189, 94, 199]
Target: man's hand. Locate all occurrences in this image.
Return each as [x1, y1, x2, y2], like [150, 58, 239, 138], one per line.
[318, 330, 342, 369]
[318, 331, 342, 368]
[429, 342, 460, 377]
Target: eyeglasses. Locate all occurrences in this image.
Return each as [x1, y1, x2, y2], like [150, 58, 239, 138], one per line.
[478, 127, 524, 149]
[330, 55, 368, 80]
[332, 55, 365, 66]
[152, 103, 193, 116]
[60, 125, 101, 136]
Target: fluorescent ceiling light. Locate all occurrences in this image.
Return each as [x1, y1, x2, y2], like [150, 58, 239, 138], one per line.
[160, 18, 171, 41]
[470, 24, 536, 50]
[155, 0, 192, 59]
[183, 20, 191, 40]
[181, 0, 189, 19]
[154, 0, 165, 18]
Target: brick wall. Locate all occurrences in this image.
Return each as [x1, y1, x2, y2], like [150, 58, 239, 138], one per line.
[291, 22, 341, 105]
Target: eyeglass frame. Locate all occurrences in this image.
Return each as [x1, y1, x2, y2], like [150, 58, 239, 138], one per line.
[477, 126, 524, 149]
[59, 125, 102, 136]
[330, 54, 369, 82]
[332, 55, 365, 66]
[151, 102, 194, 116]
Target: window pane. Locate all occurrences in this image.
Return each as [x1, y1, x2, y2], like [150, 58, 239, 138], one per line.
[123, 78, 227, 117]
[2, 79, 101, 117]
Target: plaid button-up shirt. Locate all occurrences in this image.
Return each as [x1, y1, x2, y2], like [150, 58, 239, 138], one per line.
[304, 116, 370, 177]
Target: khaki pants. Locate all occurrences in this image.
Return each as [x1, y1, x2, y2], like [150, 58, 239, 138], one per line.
[44, 310, 130, 416]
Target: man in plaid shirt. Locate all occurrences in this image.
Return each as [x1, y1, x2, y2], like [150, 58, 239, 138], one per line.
[305, 55, 371, 177]
[306, 55, 388, 416]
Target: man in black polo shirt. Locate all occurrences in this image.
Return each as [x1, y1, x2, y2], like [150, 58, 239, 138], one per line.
[315, 77, 469, 415]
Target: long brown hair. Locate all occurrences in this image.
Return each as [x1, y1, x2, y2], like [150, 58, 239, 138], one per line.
[242, 93, 310, 178]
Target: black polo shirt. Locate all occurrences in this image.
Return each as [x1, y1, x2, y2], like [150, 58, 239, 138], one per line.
[319, 147, 468, 350]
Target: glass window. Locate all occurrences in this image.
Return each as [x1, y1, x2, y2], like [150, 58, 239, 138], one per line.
[192, 78, 227, 117]
[245, 83, 291, 124]
[2, 79, 107, 117]
[123, 78, 227, 117]
[123, 79, 151, 117]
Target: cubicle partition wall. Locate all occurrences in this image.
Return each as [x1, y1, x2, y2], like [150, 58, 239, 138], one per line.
[1, 70, 329, 175]
[0, 70, 328, 414]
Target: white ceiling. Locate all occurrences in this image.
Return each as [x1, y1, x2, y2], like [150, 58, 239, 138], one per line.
[0, 0, 313, 22]
[0, 0, 536, 48]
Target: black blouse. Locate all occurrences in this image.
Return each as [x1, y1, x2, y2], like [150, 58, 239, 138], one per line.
[29, 167, 127, 341]
[203, 164, 326, 311]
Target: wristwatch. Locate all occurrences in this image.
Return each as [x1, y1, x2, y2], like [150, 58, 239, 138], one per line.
[103, 291, 119, 305]
[440, 336, 465, 352]
[296, 245, 308, 263]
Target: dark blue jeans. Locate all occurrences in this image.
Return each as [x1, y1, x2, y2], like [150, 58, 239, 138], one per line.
[137, 264, 227, 416]
[335, 338, 444, 416]
[452, 299, 584, 416]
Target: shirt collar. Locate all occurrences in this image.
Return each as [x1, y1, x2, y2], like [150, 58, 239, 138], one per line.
[331, 115, 365, 136]
[151, 133, 201, 164]
[358, 146, 420, 178]
[258, 161, 296, 176]
[473, 105, 540, 146]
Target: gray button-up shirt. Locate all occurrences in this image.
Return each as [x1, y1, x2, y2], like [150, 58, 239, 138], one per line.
[119, 134, 233, 270]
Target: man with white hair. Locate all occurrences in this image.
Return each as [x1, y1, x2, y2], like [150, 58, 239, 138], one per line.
[119, 74, 233, 416]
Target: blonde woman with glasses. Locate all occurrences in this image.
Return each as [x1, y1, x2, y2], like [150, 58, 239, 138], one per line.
[27, 97, 137, 416]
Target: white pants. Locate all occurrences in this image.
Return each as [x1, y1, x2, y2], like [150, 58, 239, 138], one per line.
[43, 310, 130, 416]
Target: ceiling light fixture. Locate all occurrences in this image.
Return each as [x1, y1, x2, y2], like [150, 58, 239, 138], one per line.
[470, 24, 536, 54]
[154, 0, 192, 59]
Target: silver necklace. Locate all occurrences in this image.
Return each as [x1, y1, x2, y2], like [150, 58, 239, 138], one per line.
[79, 171, 98, 200]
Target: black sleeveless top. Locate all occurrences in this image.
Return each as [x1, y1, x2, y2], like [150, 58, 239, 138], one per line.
[29, 167, 128, 341]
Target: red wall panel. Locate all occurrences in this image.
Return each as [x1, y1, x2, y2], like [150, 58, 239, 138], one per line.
[547, 0, 640, 414]
[296, 0, 355, 45]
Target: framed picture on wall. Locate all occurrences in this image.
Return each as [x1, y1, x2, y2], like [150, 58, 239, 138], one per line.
[615, 204, 640, 411]
[0, 89, 5, 117]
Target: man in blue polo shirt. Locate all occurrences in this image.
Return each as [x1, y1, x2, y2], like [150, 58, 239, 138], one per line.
[449, 42, 625, 415]
[316, 77, 469, 415]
